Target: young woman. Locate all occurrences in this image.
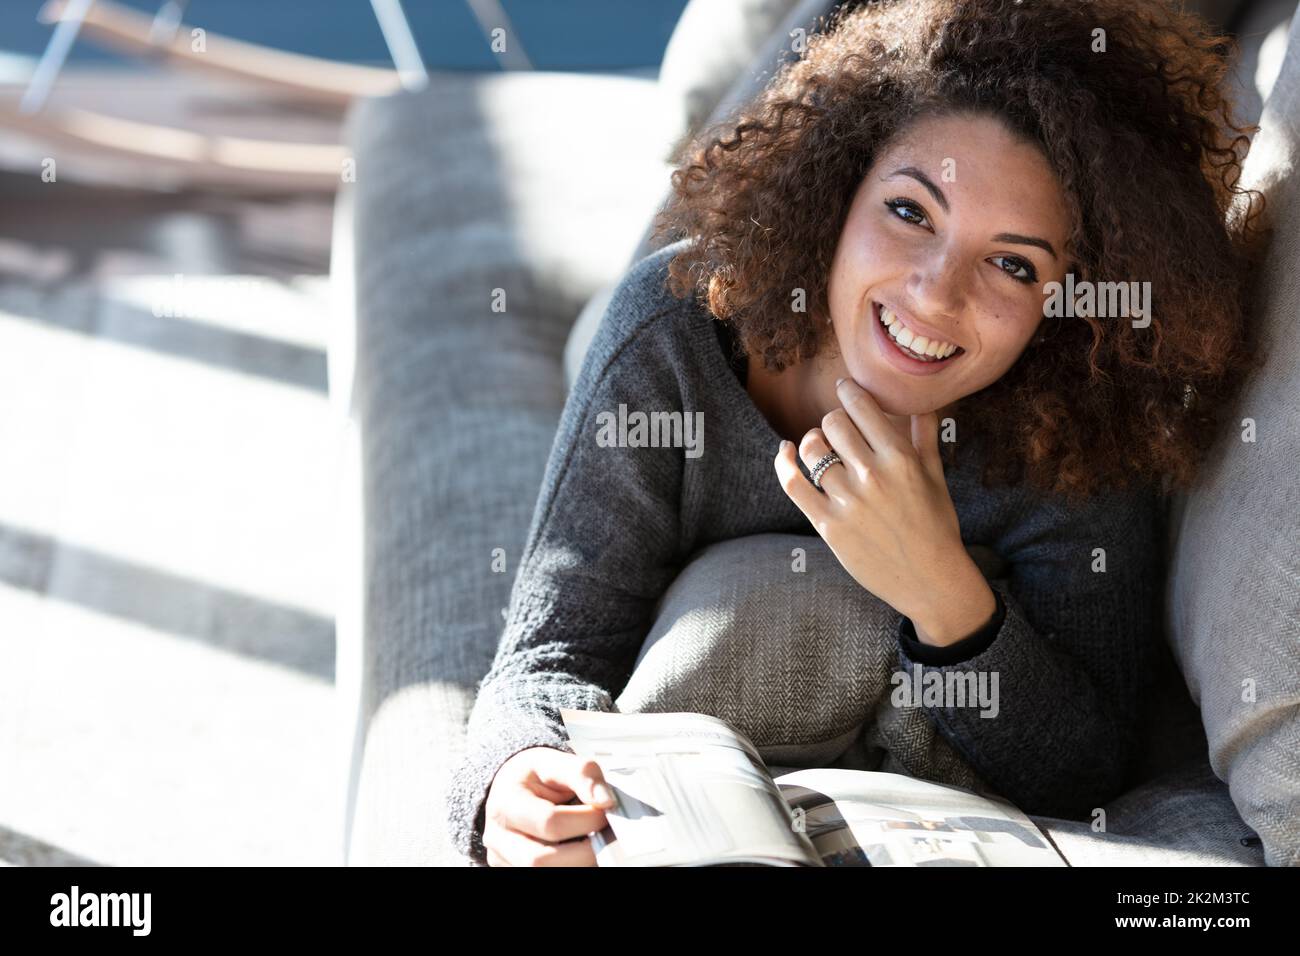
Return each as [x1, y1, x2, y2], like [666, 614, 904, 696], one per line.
[447, 0, 1263, 866]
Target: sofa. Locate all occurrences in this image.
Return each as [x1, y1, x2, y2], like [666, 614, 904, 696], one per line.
[329, 0, 1299, 866]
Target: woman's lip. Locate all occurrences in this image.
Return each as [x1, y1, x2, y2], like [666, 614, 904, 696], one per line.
[870, 301, 964, 376]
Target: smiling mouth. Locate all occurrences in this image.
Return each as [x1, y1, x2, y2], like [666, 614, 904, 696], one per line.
[875, 302, 965, 364]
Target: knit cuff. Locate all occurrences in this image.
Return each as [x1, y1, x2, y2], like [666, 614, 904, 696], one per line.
[898, 587, 1007, 666]
[444, 716, 574, 866]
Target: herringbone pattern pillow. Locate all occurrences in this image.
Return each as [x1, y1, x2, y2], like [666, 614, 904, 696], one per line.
[616, 532, 993, 795]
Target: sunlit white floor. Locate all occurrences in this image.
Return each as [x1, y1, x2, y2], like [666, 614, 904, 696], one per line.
[0, 187, 340, 866]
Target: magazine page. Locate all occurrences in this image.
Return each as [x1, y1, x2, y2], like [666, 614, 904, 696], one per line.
[774, 768, 1066, 867]
[560, 709, 821, 867]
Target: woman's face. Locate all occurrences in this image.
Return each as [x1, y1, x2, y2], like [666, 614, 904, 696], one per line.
[826, 111, 1072, 417]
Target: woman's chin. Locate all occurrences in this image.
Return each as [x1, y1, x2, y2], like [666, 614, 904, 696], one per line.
[847, 367, 934, 417]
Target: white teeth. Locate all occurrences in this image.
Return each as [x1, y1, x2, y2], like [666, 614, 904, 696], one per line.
[877, 303, 959, 362]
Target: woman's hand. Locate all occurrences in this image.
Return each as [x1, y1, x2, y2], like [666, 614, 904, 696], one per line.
[482, 746, 618, 866]
[773, 377, 995, 645]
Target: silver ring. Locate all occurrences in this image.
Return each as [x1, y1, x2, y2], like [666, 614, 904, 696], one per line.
[809, 451, 842, 490]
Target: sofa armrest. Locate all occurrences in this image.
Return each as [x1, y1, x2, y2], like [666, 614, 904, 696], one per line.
[332, 70, 674, 864]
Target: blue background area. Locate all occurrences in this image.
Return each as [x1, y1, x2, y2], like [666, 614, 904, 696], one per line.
[0, 0, 689, 70]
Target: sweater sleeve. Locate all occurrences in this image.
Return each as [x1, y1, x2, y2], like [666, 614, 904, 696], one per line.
[893, 481, 1163, 819]
[443, 304, 687, 865]
[899, 588, 1007, 665]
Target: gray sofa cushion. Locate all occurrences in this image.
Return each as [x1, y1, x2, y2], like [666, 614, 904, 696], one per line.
[1164, 8, 1300, 868]
[657, 0, 809, 162]
[632, 0, 840, 265]
[616, 532, 988, 790]
[1225, 0, 1296, 125]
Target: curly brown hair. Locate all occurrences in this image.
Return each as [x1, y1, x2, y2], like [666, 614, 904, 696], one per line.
[649, 0, 1268, 503]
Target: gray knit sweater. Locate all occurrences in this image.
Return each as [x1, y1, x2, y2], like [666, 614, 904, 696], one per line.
[445, 238, 1165, 865]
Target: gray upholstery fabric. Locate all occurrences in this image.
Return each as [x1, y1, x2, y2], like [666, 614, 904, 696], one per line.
[616, 533, 990, 790]
[1026, 758, 1265, 866]
[657, 0, 809, 162]
[632, 0, 839, 266]
[1223, 0, 1296, 126]
[339, 71, 675, 865]
[1163, 9, 1300, 868]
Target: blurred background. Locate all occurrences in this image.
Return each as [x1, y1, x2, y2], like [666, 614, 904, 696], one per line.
[0, 0, 686, 866]
[0, 0, 685, 70]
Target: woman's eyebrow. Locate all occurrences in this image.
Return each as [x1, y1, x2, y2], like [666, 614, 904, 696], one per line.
[887, 166, 949, 212]
[992, 233, 1058, 259]
[886, 166, 1059, 260]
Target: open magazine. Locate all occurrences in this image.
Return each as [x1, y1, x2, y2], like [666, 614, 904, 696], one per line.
[560, 708, 1066, 867]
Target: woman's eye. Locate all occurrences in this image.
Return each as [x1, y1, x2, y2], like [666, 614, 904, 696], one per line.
[991, 255, 1037, 284]
[884, 198, 929, 228]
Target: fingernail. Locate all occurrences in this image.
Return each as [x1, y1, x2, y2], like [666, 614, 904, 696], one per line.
[592, 782, 617, 805]
[836, 377, 847, 388]
[779, 440, 790, 451]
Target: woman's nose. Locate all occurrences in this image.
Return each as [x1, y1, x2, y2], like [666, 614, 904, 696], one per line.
[906, 253, 965, 320]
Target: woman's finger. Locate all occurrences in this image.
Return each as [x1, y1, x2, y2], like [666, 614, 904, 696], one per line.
[834, 378, 907, 458]
[774, 439, 832, 521]
[505, 788, 611, 844]
[910, 409, 945, 483]
[528, 750, 616, 808]
[489, 821, 598, 867]
[819, 404, 874, 475]
[798, 427, 851, 502]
